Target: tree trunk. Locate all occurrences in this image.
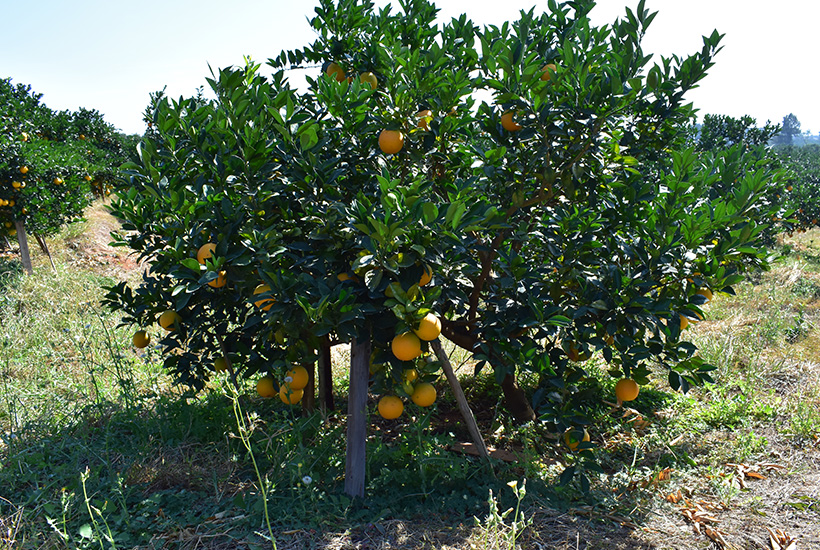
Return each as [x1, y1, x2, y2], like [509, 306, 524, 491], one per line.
[344, 332, 370, 498]
[301, 361, 316, 415]
[318, 336, 334, 412]
[431, 339, 490, 461]
[500, 372, 536, 423]
[14, 220, 32, 275]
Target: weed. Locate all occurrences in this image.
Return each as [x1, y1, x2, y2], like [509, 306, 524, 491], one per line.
[471, 480, 532, 550]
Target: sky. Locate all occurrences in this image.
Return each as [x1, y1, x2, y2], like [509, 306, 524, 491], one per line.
[1, 0, 816, 136]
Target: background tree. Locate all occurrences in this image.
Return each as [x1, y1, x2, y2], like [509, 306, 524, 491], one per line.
[774, 113, 801, 145]
[0, 77, 136, 271]
[695, 113, 779, 151]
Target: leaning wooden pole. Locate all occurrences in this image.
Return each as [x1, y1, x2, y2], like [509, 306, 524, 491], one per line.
[344, 330, 371, 498]
[14, 220, 32, 275]
[431, 338, 490, 461]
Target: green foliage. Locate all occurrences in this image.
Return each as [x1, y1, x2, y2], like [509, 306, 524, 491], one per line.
[106, 0, 784, 455]
[695, 113, 780, 151]
[774, 144, 820, 228]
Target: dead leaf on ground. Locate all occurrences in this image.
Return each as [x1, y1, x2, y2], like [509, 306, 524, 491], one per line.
[768, 527, 797, 550]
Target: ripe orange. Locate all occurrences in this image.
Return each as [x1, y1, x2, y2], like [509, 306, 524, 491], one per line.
[378, 130, 404, 155]
[540, 63, 557, 81]
[53, 177, 63, 185]
[253, 284, 275, 311]
[416, 109, 432, 131]
[403, 368, 418, 382]
[325, 62, 346, 82]
[84, 175, 92, 181]
[696, 288, 713, 302]
[19, 166, 28, 174]
[208, 270, 227, 288]
[11, 181, 23, 189]
[257, 376, 277, 398]
[391, 332, 422, 361]
[359, 72, 378, 90]
[197, 242, 217, 264]
[132, 330, 150, 348]
[414, 312, 441, 341]
[286, 365, 309, 390]
[500, 111, 522, 132]
[79, 134, 86, 140]
[158, 310, 180, 331]
[615, 378, 640, 402]
[418, 264, 433, 286]
[378, 395, 404, 419]
[214, 356, 228, 372]
[279, 384, 304, 404]
[563, 428, 590, 451]
[411, 382, 437, 407]
[679, 314, 689, 330]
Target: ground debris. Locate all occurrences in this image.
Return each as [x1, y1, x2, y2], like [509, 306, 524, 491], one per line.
[767, 526, 797, 550]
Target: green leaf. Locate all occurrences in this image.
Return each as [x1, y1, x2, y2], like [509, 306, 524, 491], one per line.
[78, 524, 93, 539]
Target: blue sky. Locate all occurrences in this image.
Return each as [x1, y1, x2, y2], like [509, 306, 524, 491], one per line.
[2, 0, 816, 135]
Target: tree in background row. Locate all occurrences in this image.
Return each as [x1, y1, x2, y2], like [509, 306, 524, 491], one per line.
[105, 0, 785, 495]
[0, 77, 138, 272]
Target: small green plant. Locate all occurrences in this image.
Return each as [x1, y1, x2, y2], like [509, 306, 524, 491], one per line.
[472, 480, 532, 550]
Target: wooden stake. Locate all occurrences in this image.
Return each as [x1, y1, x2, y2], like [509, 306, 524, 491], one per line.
[431, 338, 490, 461]
[344, 331, 370, 498]
[33, 233, 56, 272]
[14, 220, 32, 275]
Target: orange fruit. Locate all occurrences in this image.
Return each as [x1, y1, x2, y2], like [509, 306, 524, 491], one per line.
[403, 368, 418, 382]
[563, 428, 590, 451]
[214, 357, 229, 372]
[84, 175, 92, 181]
[391, 332, 422, 361]
[500, 111, 522, 132]
[253, 284, 275, 311]
[337, 272, 358, 282]
[615, 378, 640, 402]
[11, 181, 23, 189]
[679, 314, 689, 330]
[257, 376, 277, 398]
[378, 130, 404, 155]
[79, 134, 86, 140]
[696, 288, 713, 302]
[19, 166, 28, 174]
[53, 177, 63, 185]
[418, 264, 433, 286]
[325, 62, 346, 82]
[416, 109, 432, 131]
[158, 310, 180, 331]
[411, 382, 437, 407]
[540, 63, 557, 81]
[132, 330, 150, 348]
[286, 365, 309, 390]
[197, 242, 217, 264]
[208, 270, 227, 288]
[378, 395, 404, 419]
[359, 72, 378, 90]
[279, 384, 304, 404]
[413, 312, 441, 341]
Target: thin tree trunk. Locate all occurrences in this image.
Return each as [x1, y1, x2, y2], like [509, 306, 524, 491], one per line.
[431, 339, 490, 461]
[344, 331, 370, 498]
[500, 372, 536, 423]
[302, 361, 316, 415]
[318, 336, 334, 411]
[33, 233, 56, 272]
[14, 220, 32, 275]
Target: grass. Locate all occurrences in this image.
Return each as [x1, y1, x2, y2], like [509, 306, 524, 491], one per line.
[1, 211, 820, 548]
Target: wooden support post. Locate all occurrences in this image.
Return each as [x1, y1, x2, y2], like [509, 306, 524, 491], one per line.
[344, 331, 370, 498]
[14, 220, 32, 275]
[431, 338, 490, 461]
[33, 233, 56, 272]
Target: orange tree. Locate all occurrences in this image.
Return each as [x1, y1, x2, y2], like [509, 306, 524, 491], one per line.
[104, 0, 784, 494]
[0, 77, 136, 269]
